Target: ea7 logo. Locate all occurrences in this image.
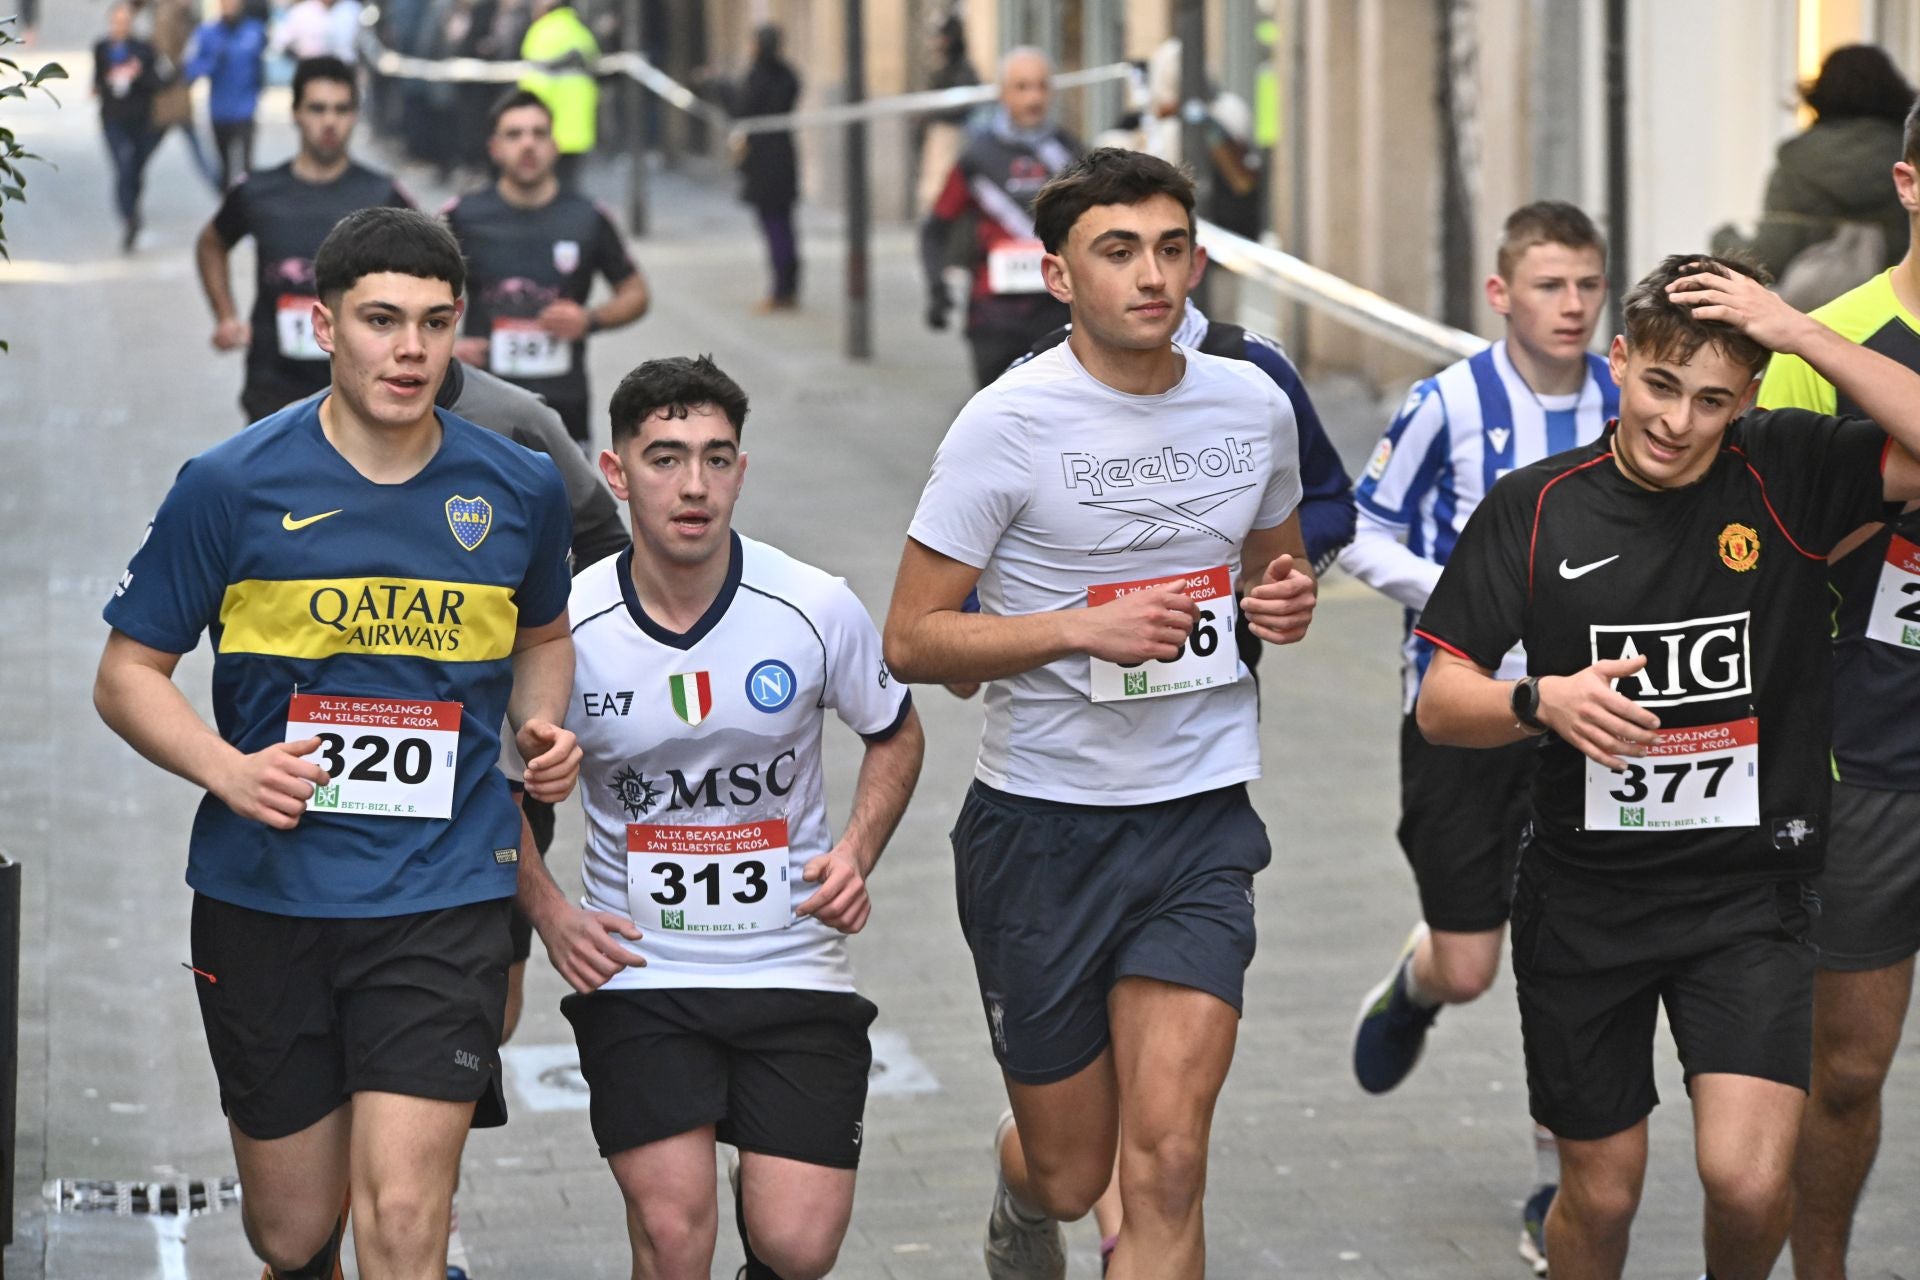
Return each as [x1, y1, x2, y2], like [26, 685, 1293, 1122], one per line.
[583, 691, 635, 716]
[1589, 612, 1752, 707]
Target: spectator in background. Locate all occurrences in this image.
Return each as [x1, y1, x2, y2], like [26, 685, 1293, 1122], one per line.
[1713, 44, 1911, 289]
[273, 0, 362, 63]
[735, 23, 803, 311]
[94, 2, 162, 252]
[185, 0, 268, 189]
[134, 0, 221, 192]
[519, 0, 599, 191]
[915, 13, 979, 216]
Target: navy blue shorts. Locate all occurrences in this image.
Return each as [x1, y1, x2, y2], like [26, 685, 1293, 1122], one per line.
[951, 781, 1271, 1085]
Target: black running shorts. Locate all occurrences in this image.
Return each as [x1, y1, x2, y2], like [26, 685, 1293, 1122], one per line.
[951, 781, 1271, 1086]
[188, 894, 513, 1140]
[1399, 713, 1538, 933]
[1811, 782, 1920, 972]
[561, 987, 877, 1167]
[1510, 853, 1816, 1141]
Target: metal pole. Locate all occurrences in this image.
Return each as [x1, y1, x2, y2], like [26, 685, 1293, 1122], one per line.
[1605, 0, 1628, 336]
[845, 0, 871, 360]
[623, 0, 649, 236]
[1176, 0, 1210, 310]
[1436, 0, 1474, 332]
[0, 855, 19, 1266]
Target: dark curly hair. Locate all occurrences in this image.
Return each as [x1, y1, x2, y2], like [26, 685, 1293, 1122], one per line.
[609, 355, 750, 445]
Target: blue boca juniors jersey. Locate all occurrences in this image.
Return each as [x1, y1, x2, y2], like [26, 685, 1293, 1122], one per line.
[104, 400, 573, 917]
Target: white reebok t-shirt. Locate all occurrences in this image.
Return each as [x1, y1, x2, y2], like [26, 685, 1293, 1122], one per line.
[907, 341, 1302, 804]
[565, 534, 911, 991]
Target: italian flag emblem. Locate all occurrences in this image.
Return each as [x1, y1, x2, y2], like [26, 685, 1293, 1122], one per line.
[668, 671, 713, 725]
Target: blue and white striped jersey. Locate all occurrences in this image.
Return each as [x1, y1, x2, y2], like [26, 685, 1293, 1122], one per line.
[1342, 339, 1618, 709]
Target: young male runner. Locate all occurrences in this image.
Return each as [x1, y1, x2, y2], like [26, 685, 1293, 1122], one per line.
[1342, 201, 1614, 1272]
[886, 148, 1316, 1280]
[1414, 255, 1920, 1280]
[95, 207, 579, 1280]
[445, 89, 649, 448]
[517, 355, 923, 1280]
[196, 56, 413, 423]
[1751, 102, 1920, 1279]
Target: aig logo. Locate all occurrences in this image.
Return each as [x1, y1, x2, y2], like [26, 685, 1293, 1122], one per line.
[1589, 612, 1751, 707]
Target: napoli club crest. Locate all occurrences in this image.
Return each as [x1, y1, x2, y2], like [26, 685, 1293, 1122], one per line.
[553, 239, 581, 275]
[446, 495, 493, 551]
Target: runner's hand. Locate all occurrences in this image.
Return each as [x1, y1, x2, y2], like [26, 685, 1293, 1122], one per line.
[1241, 553, 1316, 644]
[1080, 581, 1200, 664]
[454, 336, 489, 367]
[212, 318, 250, 351]
[795, 848, 872, 934]
[517, 720, 581, 803]
[212, 737, 329, 830]
[534, 901, 646, 993]
[1665, 262, 1818, 354]
[537, 299, 590, 342]
[1537, 657, 1663, 771]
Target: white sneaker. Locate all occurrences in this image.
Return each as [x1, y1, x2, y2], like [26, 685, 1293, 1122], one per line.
[983, 1110, 1065, 1280]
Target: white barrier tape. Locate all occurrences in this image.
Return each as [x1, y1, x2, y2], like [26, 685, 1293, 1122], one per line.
[724, 63, 1132, 135]
[1198, 220, 1487, 364]
[359, 30, 1127, 138]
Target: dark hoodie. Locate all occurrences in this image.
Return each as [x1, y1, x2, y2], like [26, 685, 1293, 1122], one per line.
[1714, 116, 1908, 278]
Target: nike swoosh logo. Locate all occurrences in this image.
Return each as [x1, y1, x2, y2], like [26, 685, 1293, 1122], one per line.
[1558, 554, 1620, 580]
[282, 509, 344, 531]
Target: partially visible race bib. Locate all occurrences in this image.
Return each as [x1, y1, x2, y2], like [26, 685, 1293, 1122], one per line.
[627, 819, 792, 936]
[490, 319, 572, 379]
[987, 239, 1048, 294]
[1865, 533, 1920, 651]
[286, 693, 461, 819]
[1583, 716, 1759, 832]
[1087, 565, 1238, 703]
[275, 295, 325, 361]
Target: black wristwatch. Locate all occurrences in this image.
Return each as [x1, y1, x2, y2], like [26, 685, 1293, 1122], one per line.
[1511, 676, 1547, 733]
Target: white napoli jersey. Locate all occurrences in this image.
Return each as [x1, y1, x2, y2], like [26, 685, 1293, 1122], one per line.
[566, 535, 911, 991]
[1346, 340, 1617, 709]
[907, 341, 1302, 804]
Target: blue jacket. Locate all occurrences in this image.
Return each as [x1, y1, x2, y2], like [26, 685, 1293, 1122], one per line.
[185, 17, 266, 124]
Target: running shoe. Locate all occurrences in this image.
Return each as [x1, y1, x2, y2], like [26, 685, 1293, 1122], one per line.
[1519, 1183, 1555, 1275]
[984, 1111, 1066, 1280]
[1351, 922, 1440, 1094]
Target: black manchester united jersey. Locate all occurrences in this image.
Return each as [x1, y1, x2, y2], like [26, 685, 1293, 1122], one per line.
[1417, 411, 1888, 886]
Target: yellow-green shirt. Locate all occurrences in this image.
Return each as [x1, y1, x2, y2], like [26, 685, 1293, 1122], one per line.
[520, 7, 600, 156]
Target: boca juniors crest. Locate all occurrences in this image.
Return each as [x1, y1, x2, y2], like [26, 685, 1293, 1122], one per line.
[446, 495, 494, 551]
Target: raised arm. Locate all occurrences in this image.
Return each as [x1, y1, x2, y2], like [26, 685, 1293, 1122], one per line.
[1668, 265, 1920, 500]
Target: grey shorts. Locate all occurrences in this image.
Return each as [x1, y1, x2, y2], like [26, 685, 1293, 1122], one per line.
[951, 781, 1271, 1085]
[1812, 782, 1920, 972]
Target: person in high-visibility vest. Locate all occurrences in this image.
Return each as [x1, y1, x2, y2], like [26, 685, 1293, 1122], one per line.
[519, 0, 599, 191]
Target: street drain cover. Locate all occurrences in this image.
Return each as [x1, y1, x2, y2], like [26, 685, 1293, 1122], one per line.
[46, 1177, 241, 1216]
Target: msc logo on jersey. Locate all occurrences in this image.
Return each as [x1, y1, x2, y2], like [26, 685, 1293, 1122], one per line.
[610, 764, 664, 818]
[1718, 522, 1760, 573]
[668, 671, 714, 725]
[745, 660, 797, 713]
[1589, 612, 1752, 707]
[445, 496, 493, 551]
